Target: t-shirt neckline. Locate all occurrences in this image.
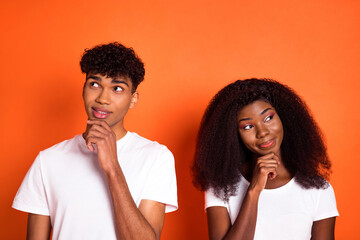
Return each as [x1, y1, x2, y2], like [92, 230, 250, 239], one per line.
[240, 173, 295, 193]
[77, 131, 132, 151]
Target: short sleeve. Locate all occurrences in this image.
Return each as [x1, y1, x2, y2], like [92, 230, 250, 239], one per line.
[142, 147, 178, 213]
[12, 153, 50, 215]
[205, 187, 228, 211]
[313, 183, 339, 221]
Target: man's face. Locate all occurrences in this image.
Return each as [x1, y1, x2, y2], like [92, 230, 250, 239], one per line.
[82, 73, 138, 134]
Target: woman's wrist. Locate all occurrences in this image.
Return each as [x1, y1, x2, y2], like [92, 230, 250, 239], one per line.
[246, 187, 262, 200]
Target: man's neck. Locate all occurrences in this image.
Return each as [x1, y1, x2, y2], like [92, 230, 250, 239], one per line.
[114, 128, 128, 141]
[82, 123, 128, 141]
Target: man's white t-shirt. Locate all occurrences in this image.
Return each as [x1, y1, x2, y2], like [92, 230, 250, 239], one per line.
[205, 174, 338, 240]
[13, 132, 178, 240]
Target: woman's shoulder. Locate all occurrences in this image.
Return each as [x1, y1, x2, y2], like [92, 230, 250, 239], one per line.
[291, 178, 336, 199]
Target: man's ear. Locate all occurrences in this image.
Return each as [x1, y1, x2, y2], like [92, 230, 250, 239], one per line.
[129, 92, 139, 109]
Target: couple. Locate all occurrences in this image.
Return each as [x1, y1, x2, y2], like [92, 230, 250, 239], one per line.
[13, 42, 338, 240]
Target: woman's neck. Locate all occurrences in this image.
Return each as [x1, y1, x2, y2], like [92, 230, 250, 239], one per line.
[241, 153, 293, 189]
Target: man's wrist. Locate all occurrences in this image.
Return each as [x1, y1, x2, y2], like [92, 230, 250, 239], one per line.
[102, 162, 122, 178]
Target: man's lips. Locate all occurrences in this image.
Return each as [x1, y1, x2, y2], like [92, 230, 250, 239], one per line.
[258, 139, 275, 149]
[92, 107, 111, 119]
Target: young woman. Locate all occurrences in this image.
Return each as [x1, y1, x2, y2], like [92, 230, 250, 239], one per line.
[192, 79, 338, 240]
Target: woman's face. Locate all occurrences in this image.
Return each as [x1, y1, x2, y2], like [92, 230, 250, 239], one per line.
[237, 100, 283, 157]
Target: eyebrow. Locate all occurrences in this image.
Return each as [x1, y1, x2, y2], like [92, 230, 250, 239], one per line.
[260, 108, 272, 115]
[87, 75, 129, 87]
[87, 75, 102, 81]
[238, 107, 273, 122]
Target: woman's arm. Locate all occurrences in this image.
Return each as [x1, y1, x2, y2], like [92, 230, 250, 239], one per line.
[207, 207, 231, 240]
[207, 189, 260, 240]
[26, 213, 51, 240]
[311, 217, 336, 240]
[207, 153, 279, 240]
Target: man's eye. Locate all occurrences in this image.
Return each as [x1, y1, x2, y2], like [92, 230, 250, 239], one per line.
[114, 86, 123, 92]
[90, 82, 99, 87]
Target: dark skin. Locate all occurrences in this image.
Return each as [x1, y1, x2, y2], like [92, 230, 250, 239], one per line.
[83, 119, 165, 240]
[26, 74, 166, 240]
[26, 214, 51, 240]
[207, 100, 336, 240]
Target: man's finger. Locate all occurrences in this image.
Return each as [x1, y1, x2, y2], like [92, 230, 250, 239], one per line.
[87, 119, 112, 131]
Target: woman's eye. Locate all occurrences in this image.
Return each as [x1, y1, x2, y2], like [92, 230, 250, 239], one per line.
[90, 82, 99, 87]
[243, 124, 253, 130]
[264, 114, 274, 122]
[114, 86, 123, 92]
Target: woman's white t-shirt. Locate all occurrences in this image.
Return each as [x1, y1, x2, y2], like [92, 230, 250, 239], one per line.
[205, 174, 338, 240]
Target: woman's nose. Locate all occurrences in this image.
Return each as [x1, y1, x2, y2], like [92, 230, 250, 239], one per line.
[256, 124, 270, 138]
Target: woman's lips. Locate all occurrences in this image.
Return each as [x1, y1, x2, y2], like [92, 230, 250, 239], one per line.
[92, 108, 111, 119]
[258, 139, 275, 149]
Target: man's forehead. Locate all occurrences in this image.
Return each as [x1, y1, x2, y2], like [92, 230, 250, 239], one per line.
[87, 73, 131, 82]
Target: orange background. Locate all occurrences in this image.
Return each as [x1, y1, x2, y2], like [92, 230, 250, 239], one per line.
[1, 0, 359, 239]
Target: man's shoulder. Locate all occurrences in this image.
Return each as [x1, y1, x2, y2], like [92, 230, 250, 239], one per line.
[126, 132, 171, 154]
[40, 135, 82, 156]
[127, 132, 165, 148]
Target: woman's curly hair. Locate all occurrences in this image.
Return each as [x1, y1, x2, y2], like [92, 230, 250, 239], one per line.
[192, 78, 331, 200]
[80, 42, 145, 92]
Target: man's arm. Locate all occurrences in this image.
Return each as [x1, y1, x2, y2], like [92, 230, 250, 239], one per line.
[105, 168, 165, 239]
[85, 119, 165, 240]
[26, 213, 51, 240]
[138, 200, 166, 237]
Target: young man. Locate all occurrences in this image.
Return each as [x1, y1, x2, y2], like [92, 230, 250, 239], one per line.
[13, 42, 178, 240]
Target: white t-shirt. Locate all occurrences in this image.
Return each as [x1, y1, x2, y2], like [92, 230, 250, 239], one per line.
[205, 174, 338, 240]
[13, 132, 178, 240]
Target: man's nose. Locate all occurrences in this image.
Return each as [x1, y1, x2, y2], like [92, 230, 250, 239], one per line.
[95, 89, 111, 105]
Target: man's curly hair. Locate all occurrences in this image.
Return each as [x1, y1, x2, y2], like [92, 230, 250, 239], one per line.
[80, 42, 145, 92]
[192, 78, 332, 201]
